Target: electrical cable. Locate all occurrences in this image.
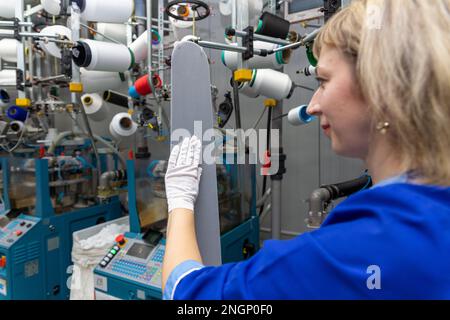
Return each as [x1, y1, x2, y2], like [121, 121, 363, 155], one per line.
[251, 106, 267, 130]
[0, 112, 30, 153]
[79, 99, 102, 178]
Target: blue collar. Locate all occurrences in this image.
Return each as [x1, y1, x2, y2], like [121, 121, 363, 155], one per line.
[372, 173, 410, 189]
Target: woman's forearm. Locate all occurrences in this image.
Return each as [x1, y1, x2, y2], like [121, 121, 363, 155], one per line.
[162, 208, 202, 292]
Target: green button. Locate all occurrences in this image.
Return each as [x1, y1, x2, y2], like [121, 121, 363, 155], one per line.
[110, 249, 117, 255]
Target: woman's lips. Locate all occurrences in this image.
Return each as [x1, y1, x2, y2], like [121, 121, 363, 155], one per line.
[321, 124, 331, 135]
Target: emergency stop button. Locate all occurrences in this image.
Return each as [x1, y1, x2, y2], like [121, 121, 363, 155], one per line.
[15, 230, 23, 236]
[115, 234, 126, 246]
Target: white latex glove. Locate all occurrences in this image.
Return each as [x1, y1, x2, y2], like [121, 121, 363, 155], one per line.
[165, 136, 202, 212]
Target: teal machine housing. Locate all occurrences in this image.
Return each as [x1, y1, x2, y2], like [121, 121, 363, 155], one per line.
[0, 157, 122, 299]
[93, 159, 259, 300]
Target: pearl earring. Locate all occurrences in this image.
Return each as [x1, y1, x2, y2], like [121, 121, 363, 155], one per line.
[376, 122, 390, 134]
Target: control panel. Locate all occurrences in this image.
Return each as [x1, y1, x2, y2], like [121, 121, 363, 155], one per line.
[0, 216, 37, 248]
[97, 233, 165, 289]
[0, 252, 6, 296]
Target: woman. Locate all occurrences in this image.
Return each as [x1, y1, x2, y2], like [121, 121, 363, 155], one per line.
[162, 0, 450, 299]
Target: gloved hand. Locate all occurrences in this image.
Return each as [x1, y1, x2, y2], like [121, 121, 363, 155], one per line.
[165, 136, 202, 213]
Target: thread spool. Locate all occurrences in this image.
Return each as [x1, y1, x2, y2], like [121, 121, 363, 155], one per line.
[128, 29, 161, 64]
[38, 25, 72, 59]
[222, 41, 292, 70]
[41, 0, 62, 15]
[9, 121, 25, 134]
[0, 2, 15, 18]
[255, 12, 290, 40]
[80, 68, 125, 93]
[109, 113, 137, 139]
[250, 69, 294, 100]
[287, 105, 315, 126]
[303, 65, 317, 77]
[0, 39, 19, 63]
[238, 81, 260, 98]
[0, 89, 10, 108]
[72, 39, 132, 72]
[0, 70, 16, 86]
[229, 77, 260, 98]
[103, 90, 129, 109]
[7, 106, 29, 122]
[128, 74, 162, 98]
[76, 0, 134, 24]
[81, 93, 107, 122]
[94, 23, 128, 44]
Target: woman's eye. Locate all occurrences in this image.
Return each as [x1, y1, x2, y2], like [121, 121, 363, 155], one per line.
[316, 77, 326, 88]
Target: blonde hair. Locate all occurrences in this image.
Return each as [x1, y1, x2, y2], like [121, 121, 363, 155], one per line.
[313, 0, 450, 185]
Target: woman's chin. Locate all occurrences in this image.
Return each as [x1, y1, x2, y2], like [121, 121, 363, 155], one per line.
[331, 140, 363, 159]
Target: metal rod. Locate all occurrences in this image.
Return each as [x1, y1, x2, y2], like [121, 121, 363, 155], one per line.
[16, 0, 26, 100]
[125, 18, 134, 111]
[0, 21, 33, 27]
[43, 38, 74, 45]
[0, 29, 14, 36]
[1, 32, 62, 38]
[231, 29, 291, 46]
[132, 20, 172, 32]
[26, 4, 34, 101]
[271, 41, 302, 53]
[256, 187, 272, 208]
[293, 83, 316, 92]
[198, 40, 246, 52]
[20, 32, 61, 38]
[302, 28, 321, 44]
[35, 74, 68, 83]
[24, 4, 44, 17]
[80, 22, 123, 45]
[271, 178, 282, 239]
[197, 40, 264, 56]
[134, 16, 171, 25]
[146, 0, 161, 107]
[158, 0, 165, 83]
[268, 0, 283, 240]
[270, 28, 321, 54]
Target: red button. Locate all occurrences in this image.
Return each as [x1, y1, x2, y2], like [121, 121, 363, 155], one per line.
[15, 230, 23, 236]
[0, 256, 5, 268]
[115, 234, 126, 245]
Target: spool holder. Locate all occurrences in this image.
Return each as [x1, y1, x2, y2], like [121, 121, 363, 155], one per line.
[16, 69, 24, 91]
[217, 91, 233, 128]
[242, 26, 254, 61]
[13, 18, 21, 40]
[61, 48, 73, 78]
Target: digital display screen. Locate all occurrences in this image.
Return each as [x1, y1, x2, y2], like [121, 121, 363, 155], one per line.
[288, 0, 324, 14]
[126, 243, 153, 260]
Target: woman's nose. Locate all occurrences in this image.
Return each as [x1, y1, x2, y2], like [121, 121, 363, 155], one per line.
[306, 91, 322, 117]
[307, 93, 322, 116]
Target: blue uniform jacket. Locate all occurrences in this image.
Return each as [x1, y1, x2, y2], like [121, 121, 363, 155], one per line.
[164, 182, 450, 299]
